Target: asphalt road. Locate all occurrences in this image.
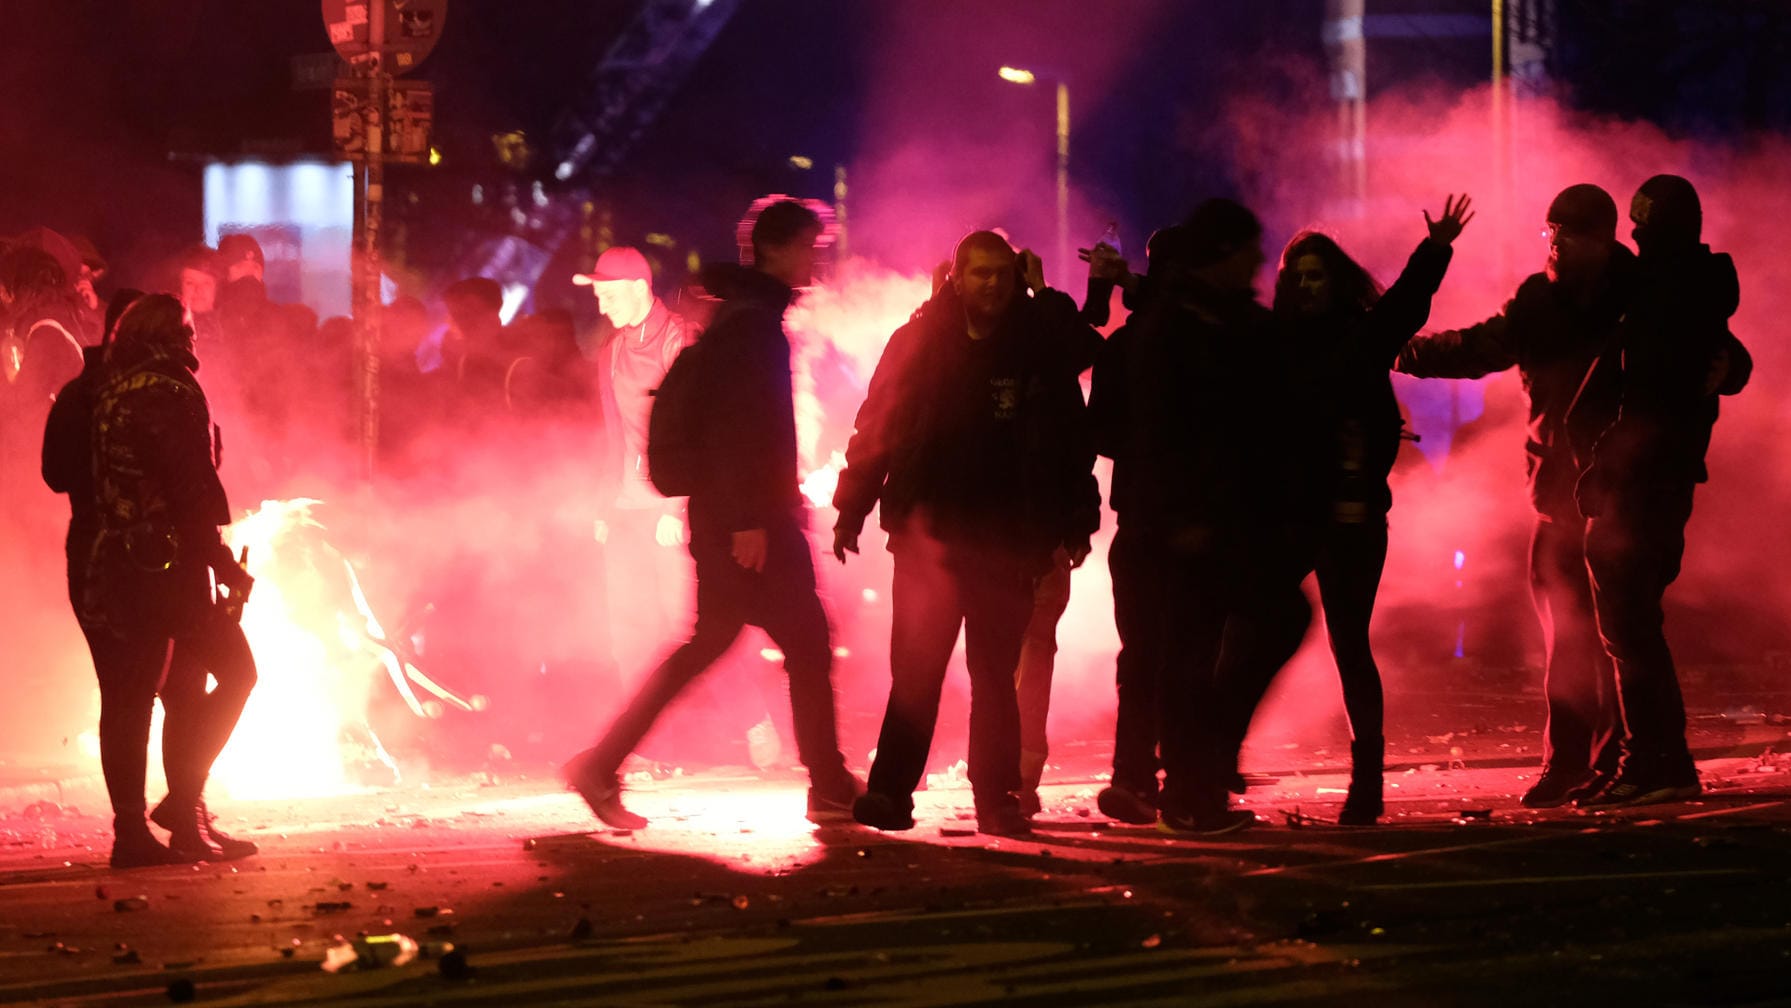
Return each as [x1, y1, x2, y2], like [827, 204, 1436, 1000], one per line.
[2, 751, 1790, 1007]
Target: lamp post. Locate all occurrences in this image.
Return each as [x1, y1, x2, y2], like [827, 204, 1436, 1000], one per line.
[998, 65, 1069, 287]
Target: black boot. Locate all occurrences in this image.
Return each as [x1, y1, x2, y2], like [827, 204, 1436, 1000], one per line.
[110, 814, 197, 869]
[1338, 736, 1384, 826]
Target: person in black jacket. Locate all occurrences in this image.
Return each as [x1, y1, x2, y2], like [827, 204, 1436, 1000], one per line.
[1396, 185, 1634, 808]
[1268, 195, 1473, 824]
[564, 201, 858, 831]
[63, 293, 258, 867]
[833, 230, 1099, 837]
[1571, 175, 1750, 807]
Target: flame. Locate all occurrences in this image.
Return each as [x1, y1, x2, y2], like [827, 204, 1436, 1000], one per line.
[207, 500, 388, 800]
[799, 451, 845, 510]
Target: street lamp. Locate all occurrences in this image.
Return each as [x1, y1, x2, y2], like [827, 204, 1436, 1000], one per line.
[997, 65, 1069, 287]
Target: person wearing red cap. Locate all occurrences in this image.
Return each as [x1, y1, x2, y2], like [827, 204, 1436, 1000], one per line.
[575, 246, 694, 674]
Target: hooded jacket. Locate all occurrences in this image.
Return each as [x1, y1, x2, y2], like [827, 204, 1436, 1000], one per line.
[832, 283, 1099, 560]
[684, 263, 804, 537]
[1569, 244, 1749, 500]
[84, 340, 233, 631]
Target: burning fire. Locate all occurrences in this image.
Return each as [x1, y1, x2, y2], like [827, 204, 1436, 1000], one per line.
[207, 499, 423, 800]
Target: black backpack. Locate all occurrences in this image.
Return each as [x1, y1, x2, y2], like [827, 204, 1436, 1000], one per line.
[645, 332, 711, 497]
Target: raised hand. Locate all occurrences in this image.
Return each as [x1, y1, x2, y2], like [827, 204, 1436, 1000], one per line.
[1424, 193, 1475, 247]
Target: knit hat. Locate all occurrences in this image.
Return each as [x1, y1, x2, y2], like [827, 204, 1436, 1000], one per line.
[1546, 184, 1618, 238]
[1182, 199, 1262, 268]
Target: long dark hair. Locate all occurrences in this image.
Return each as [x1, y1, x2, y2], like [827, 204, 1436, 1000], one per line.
[1273, 231, 1383, 316]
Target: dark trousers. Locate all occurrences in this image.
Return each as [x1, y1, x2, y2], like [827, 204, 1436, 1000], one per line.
[1314, 519, 1388, 744]
[586, 518, 850, 789]
[1585, 485, 1697, 777]
[1157, 526, 1313, 819]
[1107, 525, 1166, 796]
[1212, 531, 1316, 792]
[81, 606, 257, 822]
[160, 615, 258, 808]
[1015, 558, 1073, 793]
[1155, 540, 1237, 819]
[1529, 514, 1620, 776]
[865, 535, 1037, 812]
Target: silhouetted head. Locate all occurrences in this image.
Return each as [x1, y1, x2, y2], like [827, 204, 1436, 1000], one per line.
[950, 230, 1019, 323]
[1630, 174, 1701, 257]
[0, 244, 68, 311]
[111, 293, 194, 362]
[217, 233, 266, 283]
[1274, 231, 1382, 318]
[443, 277, 505, 343]
[1544, 184, 1617, 287]
[750, 200, 824, 289]
[1183, 199, 1264, 295]
[102, 289, 146, 346]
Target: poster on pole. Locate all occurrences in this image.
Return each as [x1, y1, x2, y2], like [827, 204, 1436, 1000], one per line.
[321, 0, 448, 74]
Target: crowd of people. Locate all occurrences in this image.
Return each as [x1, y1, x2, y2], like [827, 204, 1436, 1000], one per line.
[0, 172, 1749, 865]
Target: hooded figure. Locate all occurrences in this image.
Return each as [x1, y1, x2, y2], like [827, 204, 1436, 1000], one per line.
[1567, 174, 1750, 809]
[82, 293, 260, 868]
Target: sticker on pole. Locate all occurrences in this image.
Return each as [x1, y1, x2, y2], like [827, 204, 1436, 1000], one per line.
[333, 79, 434, 163]
[321, 0, 447, 74]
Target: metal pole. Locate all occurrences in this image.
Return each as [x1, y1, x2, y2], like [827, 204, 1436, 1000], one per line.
[358, 2, 386, 484]
[1492, 0, 1511, 290]
[1054, 81, 1070, 289]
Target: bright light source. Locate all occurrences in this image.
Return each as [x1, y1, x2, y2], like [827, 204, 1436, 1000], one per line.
[787, 154, 814, 170]
[428, 146, 442, 166]
[998, 66, 1037, 85]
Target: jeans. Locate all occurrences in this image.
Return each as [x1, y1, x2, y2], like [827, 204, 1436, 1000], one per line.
[1585, 484, 1697, 777]
[1015, 559, 1073, 794]
[1530, 514, 1620, 776]
[584, 517, 850, 790]
[865, 534, 1039, 812]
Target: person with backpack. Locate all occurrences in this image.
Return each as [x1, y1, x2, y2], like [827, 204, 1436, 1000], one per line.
[562, 200, 859, 830]
[57, 293, 258, 867]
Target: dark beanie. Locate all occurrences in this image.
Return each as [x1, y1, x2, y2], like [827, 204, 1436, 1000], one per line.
[1546, 184, 1618, 238]
[1182, 198, 1262, 268]
[1632, 174, 1702, 245]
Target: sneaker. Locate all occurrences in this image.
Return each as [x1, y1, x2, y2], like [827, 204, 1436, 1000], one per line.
[563, 752, 649, 830]
[1519, 768, 1591, 809]
[1567, 769, 1616, 807]
[851, 791, 914, 831]
[1579, 771, 1701, 809]
[976, 805, 1033, 838]
[1157, 807, 1257, 837]
[1096, 785, 1158, 825]
[806, 775, 865, 823]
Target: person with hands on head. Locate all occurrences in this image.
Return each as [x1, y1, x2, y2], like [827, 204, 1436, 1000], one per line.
[564, 201, 859, 832]
[832, 230, 1099, 838]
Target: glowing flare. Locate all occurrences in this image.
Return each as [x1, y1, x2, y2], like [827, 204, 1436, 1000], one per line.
[998, 66, 1037, 85]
